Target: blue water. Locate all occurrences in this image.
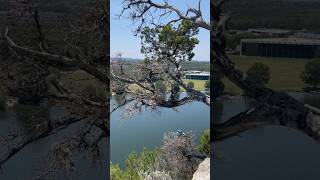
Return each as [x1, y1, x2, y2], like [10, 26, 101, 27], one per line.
[0, 105, 108, 180]
[110, 94, 210, 168]
[213, 92, 320, 180]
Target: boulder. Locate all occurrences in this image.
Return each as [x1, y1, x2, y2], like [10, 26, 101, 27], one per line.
[192, 158, 210, 180]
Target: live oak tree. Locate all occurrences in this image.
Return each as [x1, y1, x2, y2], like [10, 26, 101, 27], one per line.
[301, 59, 320, 89]
[111, 19, 210, 113]
[0, 0, 109, 178]
[246, 62, 270, 86]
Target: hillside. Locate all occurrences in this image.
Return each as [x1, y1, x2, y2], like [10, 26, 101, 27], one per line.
[223, 0, 320, 31]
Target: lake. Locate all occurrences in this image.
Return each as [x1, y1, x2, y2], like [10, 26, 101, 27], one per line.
[213, 92, 320, 180]
[110, 93, 210, 168]
[0, 104, 108, 180]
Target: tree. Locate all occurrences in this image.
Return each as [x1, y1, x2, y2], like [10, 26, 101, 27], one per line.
[204, 80, 210, 90]
[246, 62, 270, 86]
[187, 81, 195, 89]
[212, 0, 320, 142]
[111, 19, 209, 113]
[301, 60, 320, 88]
[198, 129, 210, 155]
[113, 3, 212, 177]
[0, 0, 109, 178]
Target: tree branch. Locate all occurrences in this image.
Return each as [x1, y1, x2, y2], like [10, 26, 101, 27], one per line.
[4, 27, 108, 84]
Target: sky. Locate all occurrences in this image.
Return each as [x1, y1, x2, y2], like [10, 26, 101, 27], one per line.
[110, 0, 210, 61]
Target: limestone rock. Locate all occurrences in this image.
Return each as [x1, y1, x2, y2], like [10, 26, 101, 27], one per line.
[192, 158, 210, 180]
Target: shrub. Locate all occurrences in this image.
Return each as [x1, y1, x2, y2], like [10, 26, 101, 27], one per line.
[246, 62, 270, 86]
[204, 80, 210, 90]
[83, 85, 108, 100]
[171, 82, 180, 94]
[301, 59, 320, 88]
[159, 132, 198, 179]
[126, 147, 160, 174]
[110, 163, 125, 180]
[111, 131, 208, 180]
[110, 148, 160, 180]
[187, 81, 195, 89]
[198, 129, 210, 155]
[155, 80, 166, 93]
[140, 170, 173, 180]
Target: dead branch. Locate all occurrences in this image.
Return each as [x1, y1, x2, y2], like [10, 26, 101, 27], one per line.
[121, 0, 210, 34]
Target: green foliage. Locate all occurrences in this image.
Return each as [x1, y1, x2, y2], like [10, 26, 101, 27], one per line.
[171, 82, 181, 94]
[182, 61, 210, 71]
[110, 163, 126, 180]
[246, 62, 270, 86]
[187, 81, 195, 88]
[126, 148, 160, 173]
[155, 80, 167, 93]
[140, 20, 199, 63]
[301, 60, 320, 88]
[224, 0, 320, 31]
[204, 80, 210, 90]
[198, 129, 210, 155]
[83, 85, 108, 100]
[110, 148, 160, 180]
[144, 57, 151, 64]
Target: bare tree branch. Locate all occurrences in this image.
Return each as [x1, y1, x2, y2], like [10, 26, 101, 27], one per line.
[120, 0, 210, 33]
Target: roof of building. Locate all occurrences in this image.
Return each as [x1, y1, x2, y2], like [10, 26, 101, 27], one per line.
[248, 28, 292, 34]
[241, 38, 320, 46]
[291, 32, 320, 40]
[185, 72, 210, 76]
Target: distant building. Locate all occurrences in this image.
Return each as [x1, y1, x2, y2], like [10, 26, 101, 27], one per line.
[240, 38, 320, 58]
[291, 32, 320, 40]
[248, 28, 293, 37]
[185, 71, 210, 80]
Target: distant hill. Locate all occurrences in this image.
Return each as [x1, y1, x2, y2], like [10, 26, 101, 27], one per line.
[111, 57, 143, 62]
[111, 57, 209, 62]
[223, 0, 320, 32]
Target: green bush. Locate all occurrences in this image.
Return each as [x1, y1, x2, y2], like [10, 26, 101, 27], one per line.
[246, 62, 270, 86]
[83, 85, 108, 100]
[187, 81, 195, 88]
[301, 59, 320, 88]
[198, 129, 210, 155]
[155, 80, 166, 93]
[171, 82, 181, 94]
[110, 163, 126, 180]
[204, 80, 210, 90]
[110, 148, 160, 180]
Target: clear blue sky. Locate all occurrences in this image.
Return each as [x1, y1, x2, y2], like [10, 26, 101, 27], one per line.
[110, 0, 210, 61]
